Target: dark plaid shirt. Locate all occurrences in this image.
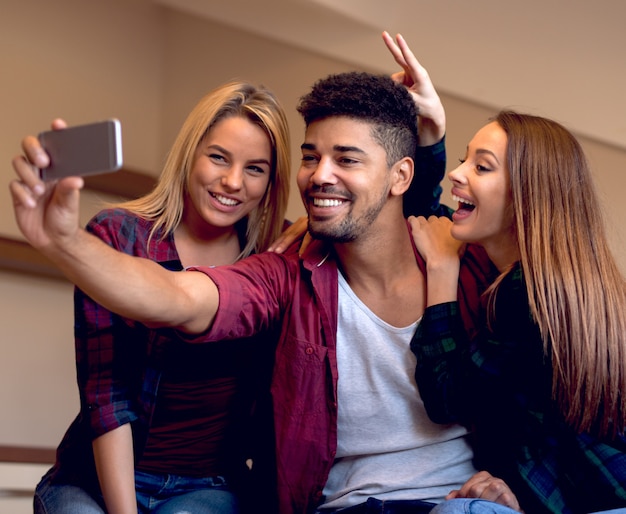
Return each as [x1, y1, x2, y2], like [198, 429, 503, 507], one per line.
[411, 263, 626, 514]
[48, 210, 274, 493]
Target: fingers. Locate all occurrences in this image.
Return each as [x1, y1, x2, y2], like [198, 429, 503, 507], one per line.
[382, 31, 428, 85]
[409, 215, 452, 229]
[51, 118, 68, 130]
[12, 154, 45, 197]
[456, 471, 522, 512]
[382, 31, 408, 70]
[53, 176, 85, 208]
[11, 149, 84, 206]
[12, 118, 78, 208]
[19, 118, 68, 171]
[9, 177, 38, 209]
[445, 489, 460, 500]
[408, 214, 427, 232]
[267, 215, 308, 253]
[21, 134, 50, 170]
[394, 33, 424, 81]
[298, 232, 313, 257]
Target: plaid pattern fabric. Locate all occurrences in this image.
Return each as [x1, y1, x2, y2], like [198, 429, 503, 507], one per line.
[47, 210, 179, 488]
[76, 209, 180, 438]
[51, 210, 274, 488]
[405, 139, 447, 218]
[411, 264, 626, 514]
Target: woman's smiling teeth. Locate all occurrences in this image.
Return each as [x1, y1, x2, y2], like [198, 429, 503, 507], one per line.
[313, 198, 344, 207]
[452, 194, 475, 210]
[211, 192, 240, 206]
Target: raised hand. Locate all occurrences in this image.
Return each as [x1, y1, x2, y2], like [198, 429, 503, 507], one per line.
[9, 119, 84, 252]
[382, 31, 445, 145]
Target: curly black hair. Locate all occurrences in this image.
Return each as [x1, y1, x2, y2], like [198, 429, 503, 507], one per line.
[297, 71, 418, 166]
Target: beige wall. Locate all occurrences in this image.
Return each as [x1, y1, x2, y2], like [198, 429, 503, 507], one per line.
[0, 0, 363, 447]
[1, 0, 625, 448]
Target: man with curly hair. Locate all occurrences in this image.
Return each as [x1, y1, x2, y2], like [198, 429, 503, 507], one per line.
[12, 35, 520, 514]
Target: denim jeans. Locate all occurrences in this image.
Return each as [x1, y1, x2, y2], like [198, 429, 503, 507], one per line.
[33, 467, 239, 514]
[323, 497, 524, 514]
[429, 499, 523, 514]
[34, 469, 106, 514]
[134, 469, 239, 513]
[432, 500, 626, 513]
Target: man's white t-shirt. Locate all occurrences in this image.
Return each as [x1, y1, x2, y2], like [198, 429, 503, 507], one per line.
[319, 272, 476, 510]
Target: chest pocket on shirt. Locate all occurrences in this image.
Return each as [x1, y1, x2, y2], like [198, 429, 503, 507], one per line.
[272, 334, 329, 418]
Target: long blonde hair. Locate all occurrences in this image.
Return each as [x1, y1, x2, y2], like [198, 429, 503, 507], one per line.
[116, 81, 291, 259]
[494, 110, 626, 437]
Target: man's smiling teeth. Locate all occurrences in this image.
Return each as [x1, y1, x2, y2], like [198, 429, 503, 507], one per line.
[452, 194, 475, 207]
[212, 193, 239, 206]
[313, 198, 344, 207]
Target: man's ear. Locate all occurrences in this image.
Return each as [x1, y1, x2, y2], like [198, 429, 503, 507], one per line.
[390, 157, 414, 196]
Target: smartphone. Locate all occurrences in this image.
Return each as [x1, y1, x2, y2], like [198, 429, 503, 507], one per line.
[38, 119, 123, 181]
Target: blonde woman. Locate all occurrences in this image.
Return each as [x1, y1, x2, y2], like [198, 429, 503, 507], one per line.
[411, 111, 626, 514]
[33, 82, 292, 514]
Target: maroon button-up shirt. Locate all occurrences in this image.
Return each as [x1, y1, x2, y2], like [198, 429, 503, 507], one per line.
[190, 226, 493, 514]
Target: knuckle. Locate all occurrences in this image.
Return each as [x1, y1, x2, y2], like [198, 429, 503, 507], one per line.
[487, 479, 507, 494]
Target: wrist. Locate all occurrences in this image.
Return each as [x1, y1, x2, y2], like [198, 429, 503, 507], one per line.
[44, 226, 84, 256]
[417, 117, 446, 146]
[426, 256, 460, 275]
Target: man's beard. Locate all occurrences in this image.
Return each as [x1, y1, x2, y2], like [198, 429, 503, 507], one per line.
[308, 190, 387, 243]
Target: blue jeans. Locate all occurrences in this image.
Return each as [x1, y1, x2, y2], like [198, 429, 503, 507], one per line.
[323, 498, 521, 514]
[431, 499, 626, 514]
[134, 469, 239, 513]
[34, 469, 106, 514]
[34, 468, 239, 514]
[430, 499, 521, 514]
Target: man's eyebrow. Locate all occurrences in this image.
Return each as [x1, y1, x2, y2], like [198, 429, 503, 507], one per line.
[300, 143, 365, 154]
[300, 143, 366, 153]
[334, 145, 365, 154]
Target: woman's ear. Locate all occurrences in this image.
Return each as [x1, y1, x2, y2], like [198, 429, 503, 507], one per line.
[390, 157, 414, 196]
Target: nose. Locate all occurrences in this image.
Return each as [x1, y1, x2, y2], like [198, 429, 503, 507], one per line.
[448, 161, 468, 185]
[221, 165, 243, 191]
[308, 156, 337, 186]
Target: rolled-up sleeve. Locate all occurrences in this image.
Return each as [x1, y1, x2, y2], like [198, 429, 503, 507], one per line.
[185, 252, 296, 343]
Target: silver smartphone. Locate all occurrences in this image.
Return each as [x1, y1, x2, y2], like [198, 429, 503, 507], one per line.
[38, 119, 123, 181]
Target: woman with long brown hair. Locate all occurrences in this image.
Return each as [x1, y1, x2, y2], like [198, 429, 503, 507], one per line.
[412, 111, 626, 514]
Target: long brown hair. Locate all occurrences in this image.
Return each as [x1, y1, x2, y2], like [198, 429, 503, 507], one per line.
[116, 81, 291, 259]
[494, 110, 626, 437]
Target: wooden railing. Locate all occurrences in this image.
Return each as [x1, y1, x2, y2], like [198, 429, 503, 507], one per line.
[0, 445, 56, 465]
[0, 445, 55, 502]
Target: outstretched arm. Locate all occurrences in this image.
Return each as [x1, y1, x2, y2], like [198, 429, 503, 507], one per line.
[10, 123, 217, 334]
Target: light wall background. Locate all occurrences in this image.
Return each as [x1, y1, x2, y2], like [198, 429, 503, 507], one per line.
[1, 0, 625, 450]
